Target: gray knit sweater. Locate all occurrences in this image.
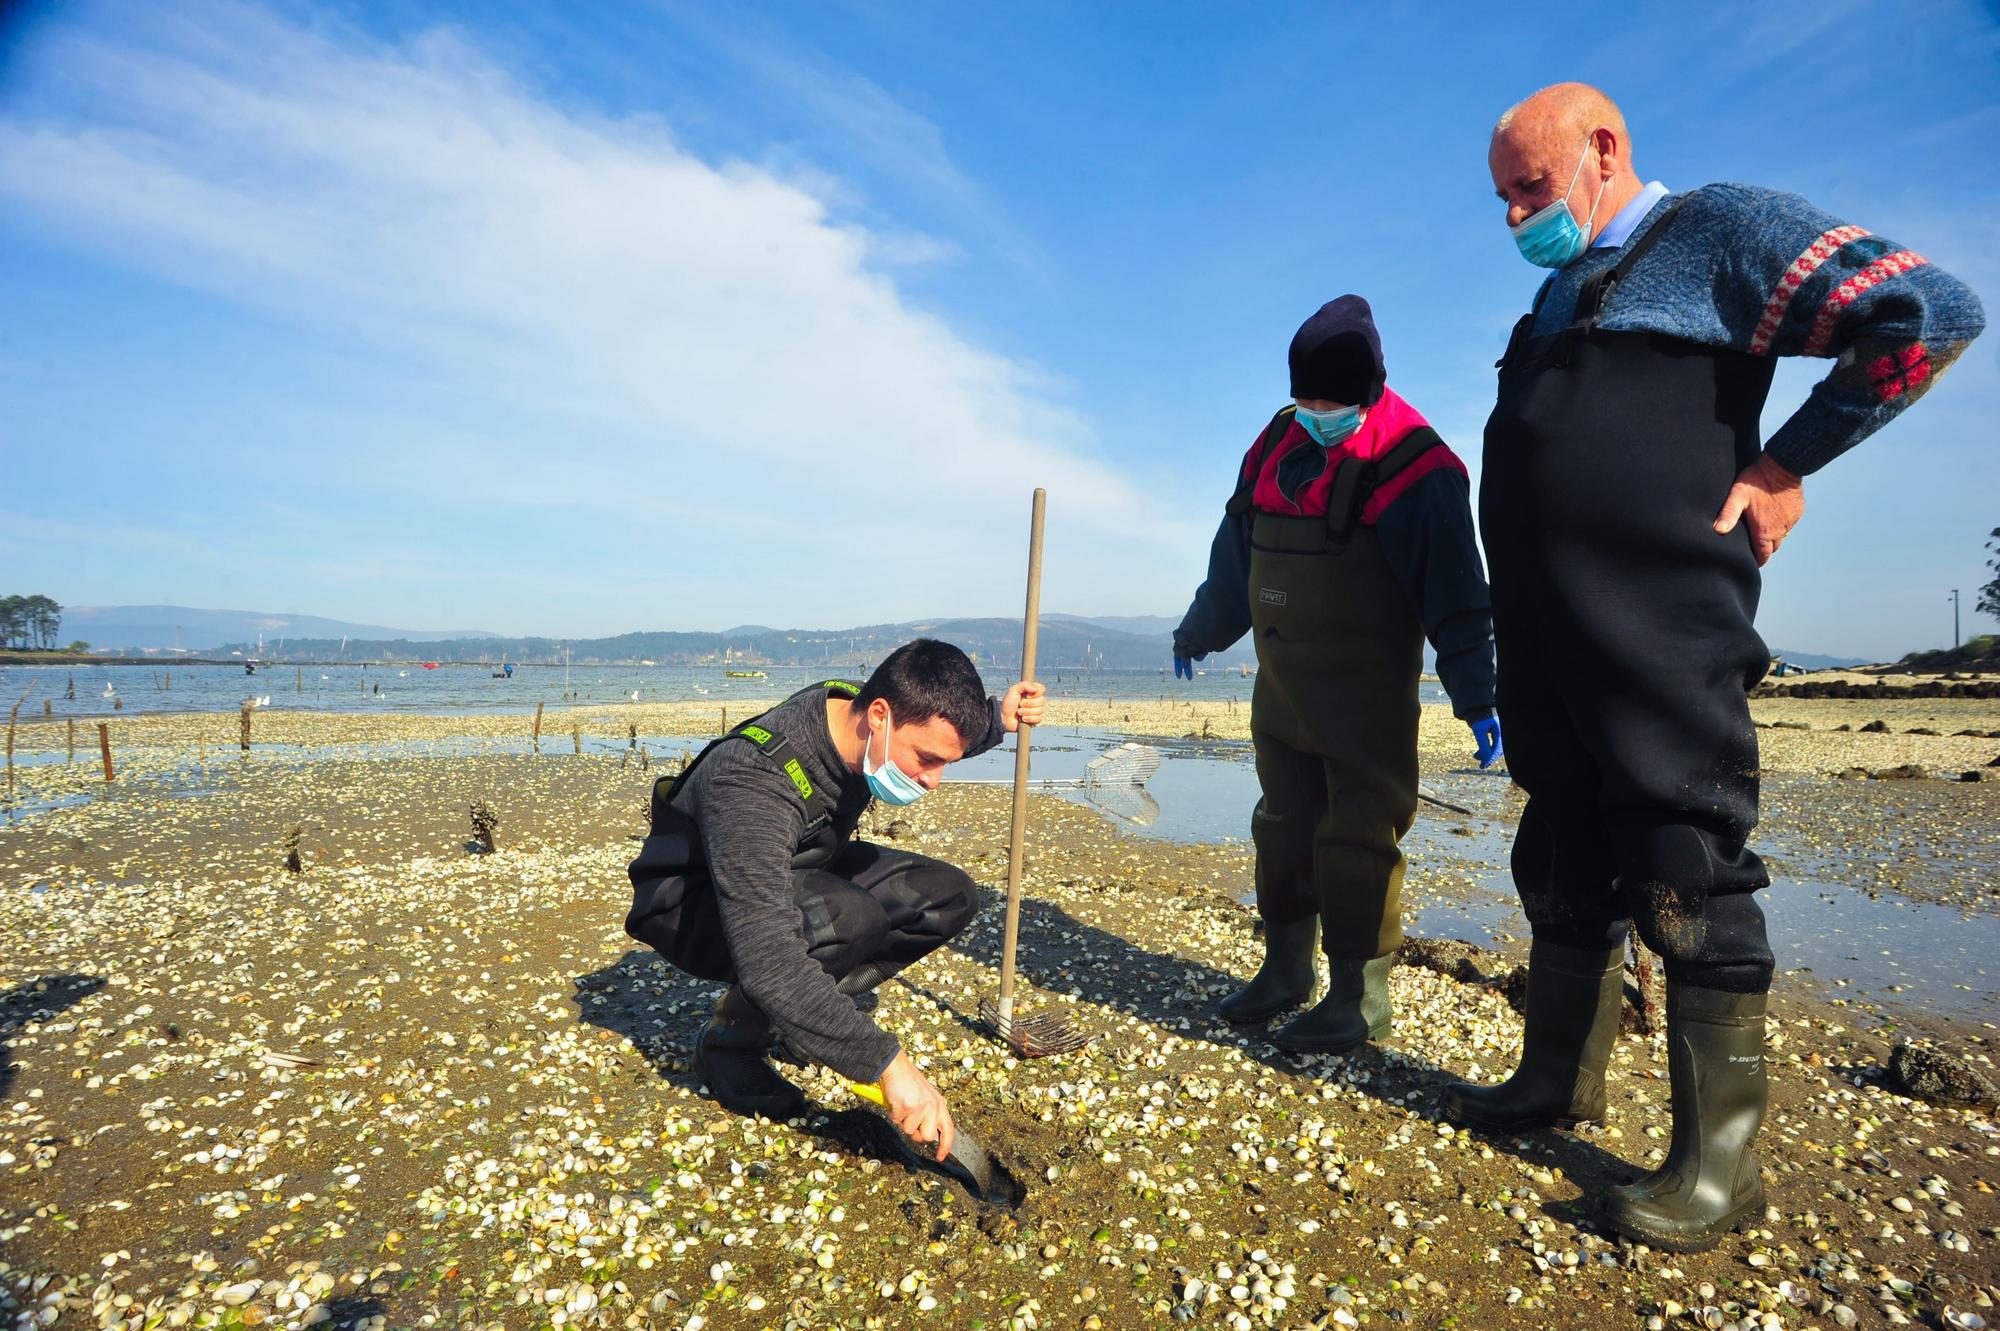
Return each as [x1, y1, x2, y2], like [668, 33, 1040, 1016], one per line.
[1529, 183, 1984, 476]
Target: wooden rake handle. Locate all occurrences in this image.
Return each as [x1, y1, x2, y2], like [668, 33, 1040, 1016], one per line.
[996, 488, 1046, 1023]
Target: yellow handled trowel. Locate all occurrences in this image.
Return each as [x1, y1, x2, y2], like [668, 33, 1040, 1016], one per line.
[846, 1081, 1017, 1206]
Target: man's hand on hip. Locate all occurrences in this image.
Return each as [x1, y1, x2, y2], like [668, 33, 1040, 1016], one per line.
[1000, 680, 1047, 732]
[1713, 454, 1804, 566]
[879, 1049, 955, 1162]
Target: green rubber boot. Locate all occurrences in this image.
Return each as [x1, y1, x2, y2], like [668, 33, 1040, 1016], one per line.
[693, 987, 807, 1121]
[1598, 984, 1767, 1252]
[1270, 955, 1394, 1054]
[1218, 917, 1318, 1025]
[1441, 941, 1626, 1131]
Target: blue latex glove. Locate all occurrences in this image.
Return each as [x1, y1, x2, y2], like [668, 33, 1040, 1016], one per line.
[1173, 652, 1194, 680]
[1471, 715, 1504, 768]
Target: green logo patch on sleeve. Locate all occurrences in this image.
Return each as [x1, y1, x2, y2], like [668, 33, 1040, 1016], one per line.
[783, 757, 813, 801]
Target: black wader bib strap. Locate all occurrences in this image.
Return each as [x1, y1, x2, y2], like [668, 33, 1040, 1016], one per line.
[1226, 406, 1299, 518]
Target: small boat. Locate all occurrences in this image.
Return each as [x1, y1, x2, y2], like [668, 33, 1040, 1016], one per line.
[725, 669, 767, 678]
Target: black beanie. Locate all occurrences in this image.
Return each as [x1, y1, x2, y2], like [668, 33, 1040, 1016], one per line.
[1288, 295, 1385, 406]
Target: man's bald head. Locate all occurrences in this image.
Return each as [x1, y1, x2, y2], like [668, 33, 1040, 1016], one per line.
[1488, 83, 1643, 240]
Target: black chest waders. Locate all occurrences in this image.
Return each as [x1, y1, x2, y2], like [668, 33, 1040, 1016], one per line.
[1237, 414, 1437, 967]
[623, 681, 858, 980]
[1475, 203, 1783, 1252]
[1479, 198, 1776, 992]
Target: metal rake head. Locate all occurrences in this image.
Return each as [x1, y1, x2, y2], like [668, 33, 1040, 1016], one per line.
[979, 995, 1097, 1058]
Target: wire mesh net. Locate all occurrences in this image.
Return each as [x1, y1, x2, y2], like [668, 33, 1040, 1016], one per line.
[1081, 741, 1160, 787]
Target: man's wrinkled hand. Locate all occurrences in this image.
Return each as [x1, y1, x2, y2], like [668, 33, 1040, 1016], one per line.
[879, 1050, 954, 1162]
[1713, 454, 1804, 567]
[1000, 680, 1046, 732]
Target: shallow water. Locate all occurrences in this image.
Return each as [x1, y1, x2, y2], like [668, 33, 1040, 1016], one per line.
[0, 661, 1448, 720]
[959, 730, 2000, 1023]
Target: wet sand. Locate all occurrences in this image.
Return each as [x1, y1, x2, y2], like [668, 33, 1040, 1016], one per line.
[2, 701, 1997, 1331]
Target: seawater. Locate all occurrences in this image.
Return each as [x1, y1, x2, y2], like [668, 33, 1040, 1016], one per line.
[0, 661, 1446, 720]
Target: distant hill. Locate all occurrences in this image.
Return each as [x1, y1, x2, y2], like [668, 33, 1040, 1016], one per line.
[215, 615, 1261, 670]
[1771, 648, 1871, 670]
[66, 605, 499, 653]
[1044, 612, 1185, 638]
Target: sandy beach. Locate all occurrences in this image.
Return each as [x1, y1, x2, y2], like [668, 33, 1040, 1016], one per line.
[3, 696, 1997, 1331]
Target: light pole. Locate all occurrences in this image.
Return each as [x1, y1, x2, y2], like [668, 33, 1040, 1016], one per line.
[1949, 589, 1960, 648]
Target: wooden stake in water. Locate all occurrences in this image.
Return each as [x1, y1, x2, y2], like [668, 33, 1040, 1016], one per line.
[239, 700, 254, 753]
[98, 723, 114, 783]
[533, 702, 545, 754]
[996, 489, 1046, 1031]
[67, 718, 76, 765]
[5, 686, 28, 802]
[296, 667, 303, 693]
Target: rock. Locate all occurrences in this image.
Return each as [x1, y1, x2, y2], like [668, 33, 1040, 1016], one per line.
[1886, 1040, 1999, 1107]
[1860, 720, 1891, 733]
[1869, 765, 1928, 781]
[1837, 768, 1870, 781]
[1769, 720, 1809, 730]
[1399, 937, 1493, 982]
[1906, 727, 1941, 736]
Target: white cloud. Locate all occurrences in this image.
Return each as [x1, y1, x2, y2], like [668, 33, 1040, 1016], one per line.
[0, 3, 1194, 627]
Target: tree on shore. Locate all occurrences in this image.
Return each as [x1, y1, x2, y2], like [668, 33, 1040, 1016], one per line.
[1980, 528, 2000, 625]
[0, 595, 64, 650]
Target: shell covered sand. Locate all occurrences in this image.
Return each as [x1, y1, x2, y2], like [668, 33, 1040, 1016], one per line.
[2, 704, 1997, 1330]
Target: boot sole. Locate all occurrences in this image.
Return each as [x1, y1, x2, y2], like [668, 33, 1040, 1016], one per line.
[1597, 1185, 1765, 1253]
[1270, 1020, 1392, 1055]
[1217, 993, 1312, 1025]
[1441, 1095, 1601, 1134]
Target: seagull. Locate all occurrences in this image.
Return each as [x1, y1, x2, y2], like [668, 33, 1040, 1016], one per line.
[629, 690, 640, 701]
[254, 695, 271, 708]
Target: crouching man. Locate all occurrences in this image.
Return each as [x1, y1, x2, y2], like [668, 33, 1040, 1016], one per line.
[626, 639, 1044, 1160]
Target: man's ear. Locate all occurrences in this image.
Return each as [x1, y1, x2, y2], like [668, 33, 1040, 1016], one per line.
[1591, 125, 1623, 179]
[867, 697, 892, 727]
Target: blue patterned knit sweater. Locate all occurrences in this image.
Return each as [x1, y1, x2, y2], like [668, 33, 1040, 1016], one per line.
[1530, 183, 1984, 476]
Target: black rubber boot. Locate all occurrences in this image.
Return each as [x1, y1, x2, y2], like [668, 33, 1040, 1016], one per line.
[1598, 984, 1767, 1252]
[1441, 941, 1625, 1131]
[1270, 955, 1394, 1053]
[693, 987, 807, 1121]
[1218, 917, 1318, 1024]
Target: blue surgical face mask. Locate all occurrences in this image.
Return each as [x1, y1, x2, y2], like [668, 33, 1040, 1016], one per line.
[1509, 136, 1610, 269]
[1296, 404, 1364, 448]
[862, 710, 927, 805]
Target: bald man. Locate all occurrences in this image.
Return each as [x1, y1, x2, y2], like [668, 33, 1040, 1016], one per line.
[1441, 83, 1983, 1251]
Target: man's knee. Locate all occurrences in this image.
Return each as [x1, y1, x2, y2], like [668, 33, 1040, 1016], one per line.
[929, 866, 980, 942]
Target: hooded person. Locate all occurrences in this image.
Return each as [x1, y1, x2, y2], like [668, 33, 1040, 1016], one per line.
[1173, 295, 1500, 1052]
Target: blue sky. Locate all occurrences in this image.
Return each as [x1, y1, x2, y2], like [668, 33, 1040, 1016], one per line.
[1, 0, 1994, 658]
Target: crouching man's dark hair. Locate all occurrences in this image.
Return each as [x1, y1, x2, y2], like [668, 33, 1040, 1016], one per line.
[854, 639, 990, 747]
